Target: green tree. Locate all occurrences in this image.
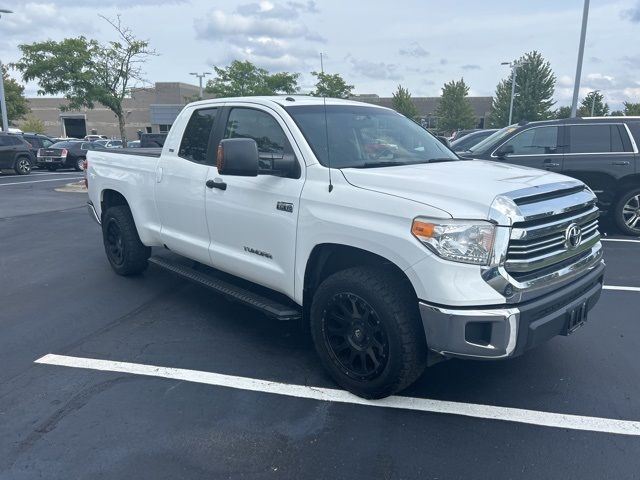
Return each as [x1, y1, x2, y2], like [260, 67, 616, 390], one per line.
[20, 116, 46, 133]
[610, 110, 624, 116]
[391, 85, 418, 119]
[1, 64, 30, 126]
[624, 101, 640, 115]
[554, 105, 572, 119]
[433, 78, 476, 133]
[310, 71, 354, 98]
[205, 60, 299, 97]
[578, 91, 609, 117]
[14, 15, 156, 142]
[488, 51, 556, 127]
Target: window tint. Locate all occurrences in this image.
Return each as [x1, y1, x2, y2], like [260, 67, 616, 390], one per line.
[81, 142, 93, 150]
[224, 108, 288, 155]
[179, 108, 217, 163]
[41, 139, 53, 148]
[501, 126, 558, 155]
[0, 136, 8, 146]
[568, 124, 626, 153]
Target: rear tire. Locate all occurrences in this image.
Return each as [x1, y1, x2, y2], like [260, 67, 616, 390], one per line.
[613, 187, 640, 236]
[310, 265, 427, 399]
[102, 206, 151, 275]
[13, 156, 31, 175]
[74, 157, 85, 172]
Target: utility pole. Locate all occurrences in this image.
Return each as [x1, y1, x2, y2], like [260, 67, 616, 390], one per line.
[0, 9, 13, 132]
[501, 60, 527, 125]
[571, 0, 590, 118]
[189, 72, 211, 99]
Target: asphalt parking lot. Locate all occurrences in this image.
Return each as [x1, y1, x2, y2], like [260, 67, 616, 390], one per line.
[1, 171, 639, 479]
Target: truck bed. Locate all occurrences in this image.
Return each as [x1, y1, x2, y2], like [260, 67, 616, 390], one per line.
[104, 148, 162, 157]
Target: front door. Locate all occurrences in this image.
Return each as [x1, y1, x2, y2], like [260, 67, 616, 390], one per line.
[0, 135, 15, 168]
[494, 125, 563, 172]
[205, 105, 305, 298]
[562, 123, 636, 208]
[155, 106, 219, 264]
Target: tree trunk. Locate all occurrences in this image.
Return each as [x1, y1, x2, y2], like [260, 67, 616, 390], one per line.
[117, 113, 126, 144]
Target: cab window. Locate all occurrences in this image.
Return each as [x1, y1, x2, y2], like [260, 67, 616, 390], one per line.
[499, 126, 559, 155]
[224, 107, 298, 177]
[179, 108, 218, 163]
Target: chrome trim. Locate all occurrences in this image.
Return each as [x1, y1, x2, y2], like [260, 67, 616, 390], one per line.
[87, 201, 101, 226]
[623, 123, 639, 154]
[504, 234, 600, 273]
[419, 302, 520, 359]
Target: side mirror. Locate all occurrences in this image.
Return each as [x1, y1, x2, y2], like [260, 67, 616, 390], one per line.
[496, 144, 514, 158]
[217, 138, 259, 176]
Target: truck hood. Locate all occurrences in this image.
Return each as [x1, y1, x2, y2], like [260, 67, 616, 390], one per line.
[340, 160, 571, 222]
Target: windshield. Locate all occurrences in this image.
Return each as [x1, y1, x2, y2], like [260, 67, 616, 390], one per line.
[468, 125, 518, 153]
[285, 105, 458, 168]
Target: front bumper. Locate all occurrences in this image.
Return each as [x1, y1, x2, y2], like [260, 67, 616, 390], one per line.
[419, 260, 605, 359]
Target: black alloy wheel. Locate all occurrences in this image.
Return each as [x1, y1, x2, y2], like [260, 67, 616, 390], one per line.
[322, 292, 390, 380]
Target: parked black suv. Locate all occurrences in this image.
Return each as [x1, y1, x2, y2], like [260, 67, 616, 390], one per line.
[460, 117, 640, 236]
[17, 133, 55, 165]
[0, 133, 35, 175]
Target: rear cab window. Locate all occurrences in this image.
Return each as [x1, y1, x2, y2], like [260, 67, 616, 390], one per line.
[179, 108, 218, 163]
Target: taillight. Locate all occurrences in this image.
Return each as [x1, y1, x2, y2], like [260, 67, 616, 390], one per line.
[61, 149, 68, 157]
[37, 148, 43, 157]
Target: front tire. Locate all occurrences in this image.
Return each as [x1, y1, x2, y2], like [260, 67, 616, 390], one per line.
[102, 206, 151, 275]
[310, 266, 427, 399]
[613, 188, 640, 236]
[14, 157, 31, 175]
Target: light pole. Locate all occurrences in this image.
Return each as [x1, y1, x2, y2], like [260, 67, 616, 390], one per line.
[0, 8, 13, 133]
[571, 0, 590, 118]
[189, 72, 210, 99]
[590, 89, 600, 116]
[501, 60, 527, 125]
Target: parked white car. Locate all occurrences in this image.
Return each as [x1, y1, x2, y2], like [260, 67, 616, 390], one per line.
[86, 96, 605, 399]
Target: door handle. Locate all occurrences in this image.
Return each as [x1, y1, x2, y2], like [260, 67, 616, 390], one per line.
[544, 159, 560, 168]
[612, 161, 630, 166]
[206, 179, 227, 190]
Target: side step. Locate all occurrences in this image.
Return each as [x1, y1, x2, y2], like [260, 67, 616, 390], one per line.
[149, 254, 302, 321]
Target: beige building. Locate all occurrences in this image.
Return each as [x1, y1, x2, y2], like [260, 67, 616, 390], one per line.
[17, 84, 493, 139]
[17, 82, 204, 140]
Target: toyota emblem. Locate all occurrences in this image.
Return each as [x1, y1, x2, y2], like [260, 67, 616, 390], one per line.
[565, 223, 583, 250]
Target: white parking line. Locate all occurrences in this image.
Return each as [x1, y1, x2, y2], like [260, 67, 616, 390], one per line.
[601, 238, 640, 244]
[604, 285, 640, 292]
[0, 177, 82, 187]
[35, 353, 640, 437]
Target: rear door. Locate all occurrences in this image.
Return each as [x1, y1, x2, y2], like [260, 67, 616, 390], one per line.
[204, 104, 305, 297]
[492, 125, 563, 172]
[562, 123, 636, 208]
[154, 106, 220, 264]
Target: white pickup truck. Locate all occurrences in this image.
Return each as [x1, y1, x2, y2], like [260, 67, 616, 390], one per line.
[86, 96, 605, 399]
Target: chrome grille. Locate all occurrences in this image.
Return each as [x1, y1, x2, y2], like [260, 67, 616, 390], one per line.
[505, 193, 601, 277]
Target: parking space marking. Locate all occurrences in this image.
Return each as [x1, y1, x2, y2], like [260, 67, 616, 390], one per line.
[601, 238, 640, 244]
[604, 285, 640, 292]
[35, 354, 640, 437]
[0, 177, 83, 187]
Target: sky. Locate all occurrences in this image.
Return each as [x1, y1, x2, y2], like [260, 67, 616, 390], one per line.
[0, 0, 639, 110]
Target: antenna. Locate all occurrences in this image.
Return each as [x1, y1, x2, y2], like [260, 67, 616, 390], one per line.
[320, 52, 333, 193]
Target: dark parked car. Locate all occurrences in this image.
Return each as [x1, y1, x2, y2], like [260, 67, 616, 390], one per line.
[450, 129, 498, 153]
[16, 133, 56, 168]
[449, 128, 480, 142]
[37, 141, 105, 172]
[0, 132, 35, 175]
[460, 117, 640, 236]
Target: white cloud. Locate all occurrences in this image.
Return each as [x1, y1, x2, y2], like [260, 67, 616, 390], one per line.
[347, 56, 403, 81]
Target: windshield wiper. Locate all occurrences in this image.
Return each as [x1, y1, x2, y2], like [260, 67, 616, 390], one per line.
[355, 161, 409, 168]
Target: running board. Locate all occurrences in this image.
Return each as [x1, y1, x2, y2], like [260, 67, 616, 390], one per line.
[148, 254, 302, 321]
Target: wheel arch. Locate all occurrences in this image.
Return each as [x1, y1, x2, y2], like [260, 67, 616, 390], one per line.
[302, 243, 418, 318]
[100, 189, 130, 223]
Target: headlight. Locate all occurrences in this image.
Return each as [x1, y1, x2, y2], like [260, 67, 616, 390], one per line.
[411, 218, 495, 265]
